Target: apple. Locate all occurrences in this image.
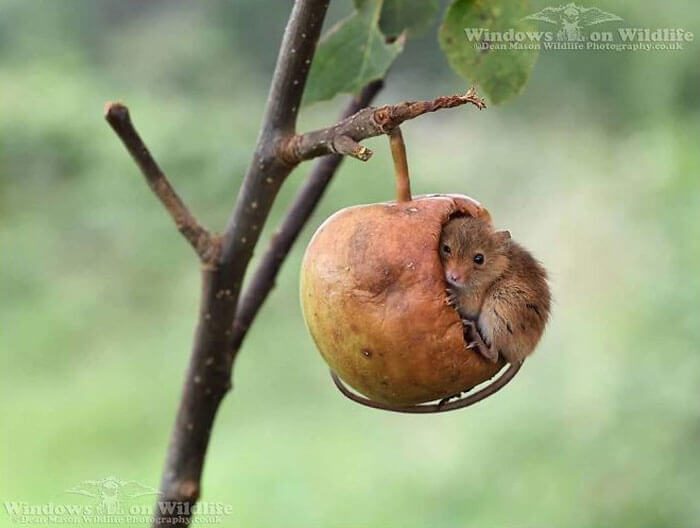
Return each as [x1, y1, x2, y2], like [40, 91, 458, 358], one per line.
[301, 193, 505, 406]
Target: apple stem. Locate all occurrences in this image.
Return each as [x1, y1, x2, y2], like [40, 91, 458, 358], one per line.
[388, 127, 412, 202]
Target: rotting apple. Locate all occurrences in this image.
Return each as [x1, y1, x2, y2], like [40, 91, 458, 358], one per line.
[300, 193, 506, 406]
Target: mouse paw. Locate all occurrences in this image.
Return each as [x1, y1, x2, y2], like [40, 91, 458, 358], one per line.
[460, 319, 477, 333]
[445, 289, 458, 307]
[461, 319, 499, 363]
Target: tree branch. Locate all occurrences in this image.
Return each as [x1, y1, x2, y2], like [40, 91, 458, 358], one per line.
[263, 0, 329, 135]
[283, 87, 486, 164]
[151, 1, 330, 526]
[104, 102, 216, 263]
[231, 80, 384, 351]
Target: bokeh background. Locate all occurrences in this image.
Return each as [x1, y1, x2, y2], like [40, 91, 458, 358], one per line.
[2, 1, 699, 527]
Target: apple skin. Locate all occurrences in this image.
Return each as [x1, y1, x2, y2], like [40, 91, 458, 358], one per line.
[300, 194, 506, 406]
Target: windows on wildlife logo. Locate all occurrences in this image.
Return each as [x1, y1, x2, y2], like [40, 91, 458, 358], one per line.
[464, 3, 694, 52]
[3, 475, 233, 525]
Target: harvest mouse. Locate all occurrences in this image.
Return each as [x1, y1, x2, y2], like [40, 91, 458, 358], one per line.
[439, 215, 550, 365]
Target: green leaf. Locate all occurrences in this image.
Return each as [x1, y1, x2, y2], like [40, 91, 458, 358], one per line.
[303, 0, 404, 106]
[355, 0, 439, 36]
[439, 0, 539, 105]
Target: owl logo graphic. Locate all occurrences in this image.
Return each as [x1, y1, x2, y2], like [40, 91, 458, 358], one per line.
[66, 476, 160, 515]
[524, 3, 623, 42]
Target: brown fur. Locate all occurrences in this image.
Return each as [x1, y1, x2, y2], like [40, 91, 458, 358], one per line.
[439, 216, 551, 364]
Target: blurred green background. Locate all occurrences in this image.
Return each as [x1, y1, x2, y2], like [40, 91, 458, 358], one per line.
[1, 1, 699, 527]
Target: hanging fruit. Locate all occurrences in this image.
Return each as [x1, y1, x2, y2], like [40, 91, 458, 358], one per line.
[301, 129, 523, 412]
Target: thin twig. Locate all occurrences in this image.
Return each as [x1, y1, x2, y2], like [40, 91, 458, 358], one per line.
[231, 80, 384, 351]
[104, 102, 216, 263]
[283, 86, 486, 164]
[333, 135, 373, 161]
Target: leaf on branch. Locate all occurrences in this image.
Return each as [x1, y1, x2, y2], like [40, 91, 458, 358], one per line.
[439, 0, 539, 105]
[354, 0, 439, 37]
[303, 0, 405, 106]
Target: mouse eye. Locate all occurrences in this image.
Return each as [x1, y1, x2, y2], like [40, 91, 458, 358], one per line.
[473, 253, 484, 265]
[441, 244, 451, 255]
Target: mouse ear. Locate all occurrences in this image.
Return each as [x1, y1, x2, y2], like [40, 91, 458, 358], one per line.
[495, 230, 511, 242]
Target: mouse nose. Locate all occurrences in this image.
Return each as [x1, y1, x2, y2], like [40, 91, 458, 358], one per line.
[447, 272, 460, 283]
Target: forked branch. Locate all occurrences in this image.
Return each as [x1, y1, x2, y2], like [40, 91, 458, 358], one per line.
[150, 1, 331, 526]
